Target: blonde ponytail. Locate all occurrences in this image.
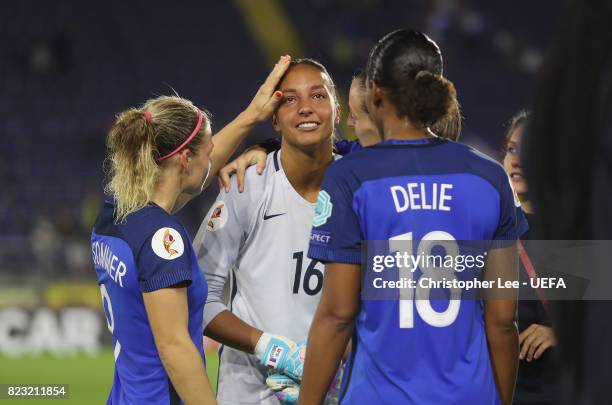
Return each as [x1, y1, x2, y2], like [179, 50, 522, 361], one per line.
[105, 109, 160, 223]
[104, 96, 209, 223]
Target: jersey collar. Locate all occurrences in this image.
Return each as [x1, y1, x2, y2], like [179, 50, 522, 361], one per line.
[377, 137, 446, 147]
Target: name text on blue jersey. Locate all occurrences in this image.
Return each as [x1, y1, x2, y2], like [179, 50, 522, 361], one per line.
[391, 183, 453, 212]
[92, 241, 127, 287]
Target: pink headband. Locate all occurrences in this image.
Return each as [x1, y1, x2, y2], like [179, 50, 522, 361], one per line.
[143, 111, 154, 123]
[156, 109, 204, 162]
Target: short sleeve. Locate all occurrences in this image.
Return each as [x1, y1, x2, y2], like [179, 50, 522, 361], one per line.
[334, 139, 362, 156]
[493, 174, 529, 241]
[193, 166, 263, 329]
[308, 162, 363, 264]
[137, 226, 193, 292]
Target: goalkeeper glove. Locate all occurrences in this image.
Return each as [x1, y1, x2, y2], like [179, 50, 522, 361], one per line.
[254, 333, 306, 381]
[266, 372, 300, 405]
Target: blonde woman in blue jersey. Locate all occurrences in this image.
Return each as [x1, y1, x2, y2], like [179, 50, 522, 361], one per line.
[91, 56, 290, 405]
[300, 30, 527, 405]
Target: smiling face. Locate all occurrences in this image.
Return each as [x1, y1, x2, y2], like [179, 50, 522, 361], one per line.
[503, 125, 527, 196]
[273, 63, 338, 150]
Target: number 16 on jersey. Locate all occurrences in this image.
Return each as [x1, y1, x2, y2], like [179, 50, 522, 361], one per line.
[292, 251, 324, 296]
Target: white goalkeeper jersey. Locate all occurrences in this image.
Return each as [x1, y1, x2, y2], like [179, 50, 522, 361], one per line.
[194, 150, 332, 405]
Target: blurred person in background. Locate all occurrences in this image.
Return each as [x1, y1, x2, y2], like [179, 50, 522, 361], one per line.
[525, 0, 612, 404]
[338, 70, 461, 154]
[502, 111, 560, 405]
[345, 69, 462, 146]
[30, 216, 62, 275]
[91, 57, 289, 405]
[347, 72, 381, 144]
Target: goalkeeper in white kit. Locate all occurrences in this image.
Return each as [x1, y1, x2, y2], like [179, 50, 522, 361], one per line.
[194, 58, 342, 405]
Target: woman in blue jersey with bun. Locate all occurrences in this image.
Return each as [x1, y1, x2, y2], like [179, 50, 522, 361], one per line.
[300, 30, 527, 405]
[91, 56, 290, 405]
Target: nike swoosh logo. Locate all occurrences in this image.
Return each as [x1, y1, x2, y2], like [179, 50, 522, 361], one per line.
[263, 213, 286, 220]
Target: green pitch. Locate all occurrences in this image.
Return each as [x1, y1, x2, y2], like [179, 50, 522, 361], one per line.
[0, 350, 219, 404]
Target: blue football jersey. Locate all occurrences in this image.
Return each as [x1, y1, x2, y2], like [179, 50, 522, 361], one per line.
[308, 138, 527, 405]
[91, 199, 207, 405]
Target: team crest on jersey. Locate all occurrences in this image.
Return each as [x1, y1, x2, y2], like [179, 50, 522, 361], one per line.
[207, 200, 228, 231]
[151, 227, 184, 260]
[507, 175, 522, 208]
[313, 190, 333, 227]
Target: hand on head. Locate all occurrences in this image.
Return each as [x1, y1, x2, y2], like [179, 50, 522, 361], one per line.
[245, 55, 292, 123]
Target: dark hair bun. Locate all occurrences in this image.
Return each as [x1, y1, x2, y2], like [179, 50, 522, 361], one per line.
[395, 71, 456, 127]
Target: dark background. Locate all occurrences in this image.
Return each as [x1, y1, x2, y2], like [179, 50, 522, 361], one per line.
[0, 0, 560, 280]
